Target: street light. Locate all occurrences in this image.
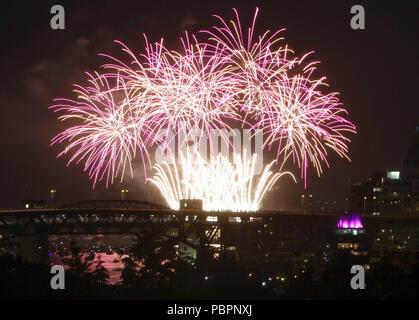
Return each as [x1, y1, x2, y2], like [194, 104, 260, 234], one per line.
[121, 189, 128, 200]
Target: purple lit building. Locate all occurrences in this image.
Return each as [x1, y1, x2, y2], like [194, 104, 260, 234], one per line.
[333, 213, 368, 265]
[337, 212, 364, 229]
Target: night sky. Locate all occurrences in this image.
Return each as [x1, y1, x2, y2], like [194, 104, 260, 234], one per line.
[1, 0, 418, 209]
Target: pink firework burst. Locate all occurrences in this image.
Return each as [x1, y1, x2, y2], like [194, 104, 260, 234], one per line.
[50, 72, 157, 187]
[50, 7, 356, 189]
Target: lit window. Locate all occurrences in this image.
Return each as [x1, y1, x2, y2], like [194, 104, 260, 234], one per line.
[387, 171, 400, 180]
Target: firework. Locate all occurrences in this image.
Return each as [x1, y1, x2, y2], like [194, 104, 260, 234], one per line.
[259, 74, 356, 187]
[149, 147, 295, 211]
[101, 34, 240, 145]
[50, 73, 158, 187]
[202, 8, 356, 185]
[202, 7, 304, 116]
[50, 7, 356, 198]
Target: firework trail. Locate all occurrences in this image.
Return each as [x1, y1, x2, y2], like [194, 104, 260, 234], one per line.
[259, 74, 356, 187]
[101, 34, 240, 145]
[50, 73, 158, 187]
[202, 7, 301, 116]
[149, 147, 295, 211]
[202, 8, 356, 185]
[50, 7, 356, 205]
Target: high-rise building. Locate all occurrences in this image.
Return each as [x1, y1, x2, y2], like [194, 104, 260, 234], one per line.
[402, 126, 419, 211]
[351, 127, 419, 215]
[403, 126, 419, 178]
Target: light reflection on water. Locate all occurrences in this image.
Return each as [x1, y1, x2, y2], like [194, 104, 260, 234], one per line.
[50, 253, 128, 284]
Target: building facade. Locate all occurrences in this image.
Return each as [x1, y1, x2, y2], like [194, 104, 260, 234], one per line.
[351, 127, 419, 215]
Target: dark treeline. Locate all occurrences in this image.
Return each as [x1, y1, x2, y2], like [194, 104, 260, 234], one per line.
[1, 227, 418, 300]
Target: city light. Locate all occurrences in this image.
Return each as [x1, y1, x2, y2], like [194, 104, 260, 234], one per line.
[387, 171, 400, 180]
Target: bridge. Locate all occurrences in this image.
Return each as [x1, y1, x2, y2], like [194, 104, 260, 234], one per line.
[0, 200, 338, 264]
[1, 200, 418, 265]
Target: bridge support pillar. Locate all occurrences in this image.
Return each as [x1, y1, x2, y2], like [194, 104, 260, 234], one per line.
[17, 230, 49, 265]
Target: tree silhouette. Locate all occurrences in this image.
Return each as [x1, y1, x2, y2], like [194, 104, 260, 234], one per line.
[130, 226, 178, 290]
[62, 240, 93, 284]
[120, 255, 138, 288]
[91, 255, 110, 286]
